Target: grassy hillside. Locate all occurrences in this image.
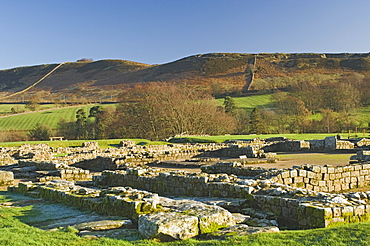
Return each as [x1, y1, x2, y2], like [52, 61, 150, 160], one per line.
[0, 104, 59, 115]
[1, 53, 370, 103]
[0, 105, 97, 131]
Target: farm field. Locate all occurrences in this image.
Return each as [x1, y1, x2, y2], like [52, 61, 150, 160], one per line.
[0, 104, 100, 131]
[0, 103, 59, 115]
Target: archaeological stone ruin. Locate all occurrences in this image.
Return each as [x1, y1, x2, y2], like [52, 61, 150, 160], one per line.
[1, 136, 370, 240]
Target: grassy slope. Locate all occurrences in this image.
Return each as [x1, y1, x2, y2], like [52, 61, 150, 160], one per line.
[216, 94, 274, 112]
[1, 192, 370, 246]
[0, 105, 98, 130]
[0, 104, 59, 115]
[217, 94, 370, 128]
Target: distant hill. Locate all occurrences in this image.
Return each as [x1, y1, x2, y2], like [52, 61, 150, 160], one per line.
[1, 52, 370, 102]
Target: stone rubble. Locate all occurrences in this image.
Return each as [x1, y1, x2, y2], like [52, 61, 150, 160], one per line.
[1, 137, 370, 240]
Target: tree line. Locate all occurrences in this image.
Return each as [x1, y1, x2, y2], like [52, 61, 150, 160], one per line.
[27, 73, 370, 141]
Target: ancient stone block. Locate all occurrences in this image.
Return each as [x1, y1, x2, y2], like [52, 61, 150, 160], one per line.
[306, 171, 316, 179]
[290, 170, 298, 178]
[318, 181, 326, 187]
[350, 171, 360, 177]
[327, 167, 335, 174]
[138, 212, 199, 240]
[360, 170, 369, 175]
[320, 167, 327, 173]
[293, 177, 304, 183]
[342, 183, 350, 190]
[322, 174, 330, 181]
[298, 170, 307, 177]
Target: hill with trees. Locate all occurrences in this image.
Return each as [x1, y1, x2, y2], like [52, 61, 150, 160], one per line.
[1, 53, 370, 103]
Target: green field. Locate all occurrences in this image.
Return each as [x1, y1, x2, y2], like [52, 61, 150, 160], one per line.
[0, 105, 97, 131]
[0, 104, 59, 115]
[1, 191, 370, 245]
[216, 94, 274, 112]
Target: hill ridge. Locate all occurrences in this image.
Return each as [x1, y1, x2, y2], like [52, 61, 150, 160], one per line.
[0, 52, 370, 102]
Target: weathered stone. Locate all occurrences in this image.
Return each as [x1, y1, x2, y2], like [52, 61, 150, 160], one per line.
[74, 219, 133, 231]
[138, 212, 199, 240]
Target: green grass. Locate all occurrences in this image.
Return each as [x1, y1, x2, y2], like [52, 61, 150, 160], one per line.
[0, 105, 98, 131]
[1, 192, 370, 245]
[216, 94, 274, 112]
[0, 104, 59, 115]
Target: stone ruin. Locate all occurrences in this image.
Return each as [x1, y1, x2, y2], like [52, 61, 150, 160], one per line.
[1, 136, 370, 240]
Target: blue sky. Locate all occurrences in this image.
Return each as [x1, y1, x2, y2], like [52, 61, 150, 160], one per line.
[1, 0, 370, 70]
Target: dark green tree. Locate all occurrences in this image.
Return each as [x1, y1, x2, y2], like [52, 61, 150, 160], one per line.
[28, 123, 52, 141]
[223, 96, 236, 114]
[75, 109, 87, 139]
[249, 108, 265, 134]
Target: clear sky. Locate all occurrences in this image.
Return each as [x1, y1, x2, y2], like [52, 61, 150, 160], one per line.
[1, 0, 370, 70]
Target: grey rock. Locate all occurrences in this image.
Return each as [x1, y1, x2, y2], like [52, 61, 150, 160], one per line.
[74, 219, 133, 231]
[138, 212, 199, 240]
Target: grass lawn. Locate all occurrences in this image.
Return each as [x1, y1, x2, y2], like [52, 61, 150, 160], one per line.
[1, 192, 370, 246]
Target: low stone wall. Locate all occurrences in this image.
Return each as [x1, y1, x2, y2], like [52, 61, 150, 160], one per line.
[11, 181, 158, 221]
[351, 150, 370, 162]
[201, 162, 275, 177]
[309, 137, 355, 151]
[356, 138, 370, 147]
[59, 169, 92, 181]
[10, 181, 236, 240]
[18, 160, 92, 181]
[268, 163, 370, 192]
[202, 161, 370, 193]
[249, 194, 370, 229]
[93, 163, 370, 229]
[19, 160, 66, 170]
[199, 145, 264, 158]
[263, 140, 310, 152]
